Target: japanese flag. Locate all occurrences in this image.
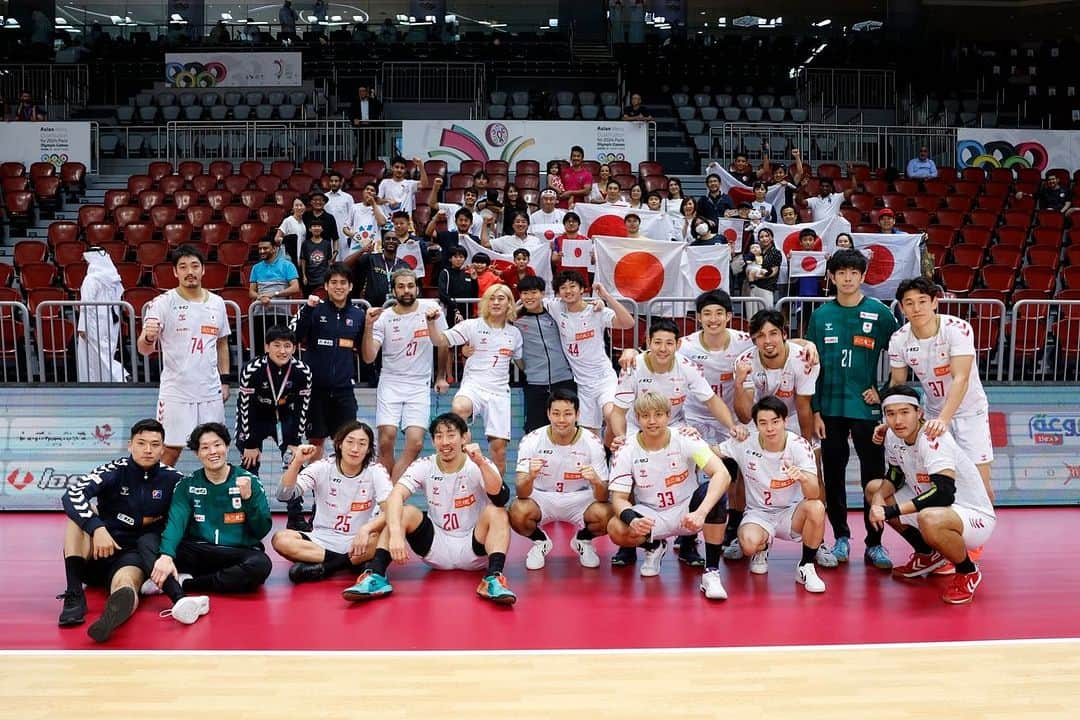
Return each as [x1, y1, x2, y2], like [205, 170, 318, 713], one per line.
[756, 215, 852, 282]
[531, 222, 564, 245]
[682, 243, 731, 293]
[851, 233, 923, 301]
[460, 234, 553, 286]
[594, 235, 684, 304]
[788, 250, 829, 278]
[561, 238, 594, 270]
[705, 162, 787, 208]
[574, 203, 667, 241]
[396, 239, 426, 278]
[716, 217, 747, 251]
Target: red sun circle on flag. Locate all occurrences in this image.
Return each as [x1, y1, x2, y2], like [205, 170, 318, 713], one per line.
[544, 229, 555, 240]
[723, 228, 738, 242]
[800, 256, 819, 272]
[613, 252, 664, 301]
[401, 255, 418, 269]
[783, 232, 822, 256]
[863, 244, 894, 285]
[587, 215, 629, 238]
[695, 265, 723, 291]
[573, 248, 584, 258]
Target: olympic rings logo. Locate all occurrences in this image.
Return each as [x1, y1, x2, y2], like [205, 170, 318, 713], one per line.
[40, 152, 68, 170]
[956, 139, 1049, 172]
[165, 61, 228, 88]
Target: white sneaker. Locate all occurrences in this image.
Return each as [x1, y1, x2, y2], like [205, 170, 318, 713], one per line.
[815, 545, 839, 568]
[570, 537, 600, 568]
[699, 568, 728, 600]
[723, 540, 744, 561]
[640, 541, 667, 577]
[749, 549, 769, 575]
[160, 595, 210, 625]
[140, 572, 191, 596]
[797, 563, 826, 593]
[525, 538, 553, 570]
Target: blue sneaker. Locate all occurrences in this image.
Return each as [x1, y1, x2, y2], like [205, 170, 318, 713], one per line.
[832, 537, 850, 563]
[342, 570, 393, 601]
[476, 572, 517, 605]
[864, 544, 893, 570]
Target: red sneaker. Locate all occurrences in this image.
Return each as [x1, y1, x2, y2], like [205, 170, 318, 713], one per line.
[932, 561, 956, 576]
[942, 568, 982, 604]
[892, 551, 948, 579]
[969, 546, 984, 561]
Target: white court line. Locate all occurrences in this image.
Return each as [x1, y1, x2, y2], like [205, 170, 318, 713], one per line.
[2, 637, 1079, 658]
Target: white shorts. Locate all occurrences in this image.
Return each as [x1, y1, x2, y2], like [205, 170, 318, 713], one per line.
[577, 372, 618, 430]
[741, 505, 801, 543]
[950, 413, 995, 465]
[422, 527, 487, 571]
[376, 382, 431, 430]
[456, 381, 511, 440]
[530, 489, 593, 529]
[157, 397, 226, 447]
[305, 529, 352, 556]
[894, 487, 996, 549]
[631, 499, 695, 542]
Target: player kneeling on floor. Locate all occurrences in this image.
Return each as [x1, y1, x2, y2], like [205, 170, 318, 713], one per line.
[606, 392, 733, 599]
[714, 396, 828, 594]
[867, 387, 995, 605]
[511, 388, 613, 570]
[342, 413, 518, 605]
[271, 421, 391, 583]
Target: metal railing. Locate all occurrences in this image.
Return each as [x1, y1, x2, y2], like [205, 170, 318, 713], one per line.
[98, 124, 170, 161]
[799, 67, 896, 121]
[34, 301, 138, 383]
[0, 301, 33, 383]
[165, 120, 402, 166]
[1008, 300, 1080, 384]
[643, 296, 768, 330]
[0, 64, 89, 119]
[894, 298, 1008, 383]
[708, 123, 957, 170]
[381, 62, 487, 119]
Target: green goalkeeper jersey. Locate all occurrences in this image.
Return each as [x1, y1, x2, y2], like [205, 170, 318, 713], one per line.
[806, 296, 898, 421]
[160, 465, 272, 557]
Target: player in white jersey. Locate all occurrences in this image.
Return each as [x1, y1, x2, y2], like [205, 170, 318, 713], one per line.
[511, 389, 613, 570]
[271, 421, 391, 583]
[715, 397, 828, 593]
[887, 276, 995, 499]
[138, 245, 231, 467]
[342, 413, 518, 604]
[426, 283, 523, 476]
[548, 270, 636, 433]
[867, 387, 996, 604]
[607, 392, 733, 599]
[362, 269, 450, 480]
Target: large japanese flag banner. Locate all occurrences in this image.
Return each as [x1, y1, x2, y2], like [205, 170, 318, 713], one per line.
[704, 161, 787, 207]
[594, 236, 684, 309]
[574, 203, 668, 241]
[683, 243, 731, 294]
[851, 233, 923, 301]
[788, 250, 828, 278]
[757, 215, 852, 282]
[397, 239, 426, 278]
[460, 235, 553, 286]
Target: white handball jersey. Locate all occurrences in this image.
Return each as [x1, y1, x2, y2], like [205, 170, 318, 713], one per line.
[145, 289, 231, 402]
[609, 427, 714, 512]
[679, 329, 753, 428]
[444, 318, 522, 390]
[372, 300, 447, 386]
[296, 457, 393, 537]
[888, 314, 988, 418]
[614, 352, 716, 431]
[547, 300, 618, 387]
[737, 341, 818, 433]
[398, 454, 497, 537]
[719, 431, 817, 512]
[515, 427, 609, 494]
[378, 177, 419, 213]
[884, 428, 994, 517]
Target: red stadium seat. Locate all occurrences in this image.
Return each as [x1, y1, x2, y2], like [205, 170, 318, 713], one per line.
[926, 243, 949, 270]
[459, 160, 483, 176]
[0, 162, 24, 178]
[515, 160, 540, 176]
[1026, 246, 1060, 270]
[239, 160, 264, 181]
[975, 195, 1005, 212]
[331, 160, 355, 179]
[423, 160, 447, 180]
[115, 262, 140, 287]
[902, 208, 931, 229]
[301, 161, 325, 179]
[85, 223, 117, 245]
[935, 209, 966, 226]
[286, 175, 314, 194]
[515, 175, 539, 190]
[881, 192, 908, 210]
[238, 221, 269, 245]
[361, 159, 386, 178]
[849, 193, 875, 214]
[988, 245, 1023, 269]
[1021, 266, 1057, 294]
[979, 264, 1016, 293]
[957, 226, 992, 249]
[178, 161, 203, 181]
[123, 223, 154, 248]
[209, 161, 234, 181]
[1062, 266, 1080, 290]
[2, 176, 29, 193]
[158, 175, 185, 196]
[14, 241, 47, 268]
[163, 222, 193, 246]
[147, 161, 172, 183]
[127, 175, 153, 195]
[925, 225, 956, 247]
[5, 190, 34, 224]
[967, 209, 998, 228]
[223, 175, 250, 195]
[186, 205, 214, 230]
[448, 174, 473, 190]
[48, 221, 79, 250]
[950, 244, 985, 268]
[152, 263, 180, 290]
[893, 179, 920, 196]
[217, 241, 250, 271]
[60, 162, 86, 197]
[275, 189, 299, 208]
[33, 176, 62, 208]
[995, 225, 1028, 247]
[149, 205, 178, 228]
[939, 264, 975, 295]
[205, 189, 234, 212]
[38, 317, 75, 364]
[241, 190, 267, 210]
[1002, 210, 1032, 228]
[1030, 227, 1063, 248]
[200, 222, 230, 249]
[138, 190, 166, 212]
[173, 189, 199, 213]
[63, 262, 87, 294]
[123, 288, 161, 317]
[270, 161, 296, 179]
[982, 181, 1011, 197]
[53, 242, 85, 267]
[257, 205, 286, 228]
[27, 287, 65, 316]
[20, 262, 57, 291]
[1036, 210, 1065, 231]
[223, 205, 252, 228]
[201, 262, 230, 291]
[135, 241, 169, 270]
[255, 175, 281, 194]
[113, 205, 141, 228]
[192, 175, 218, 195]
[219, 286, 253, 314]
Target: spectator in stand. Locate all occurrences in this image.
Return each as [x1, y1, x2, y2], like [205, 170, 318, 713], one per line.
[377, 156, 427, 215]
[790, 228, 823, 299]
[483, 211, 544, 256]
[437, 246, 479, 323]
[500, 248, 537, 299]
[799, 176, 855, 222]
[627, 183, 645, 209]
[299, 219, 332, 295]
[278, 0, 298, 39]
[501, 184, 530, 235]
[209, 20, 231, 43]
[350, 85, 383, 163]
[340, 182, 388, 262]
[751, 181, 776, 222]
[324, 172, 355, 247]
[878, 207, 902, 234]
[746, 227, 782, 309]
[600, 180, 628, 207]
[905, 146, 939, 179]
[779, 204, 799, 225]
[728, 152, 761, 186]
[275, 198, 308, 265]
[645, 191, 663, 212]
[530, 189, 566, 226]
[663, 177, 687, 216]
[622, 93, 652, 121]
[249, 237, 301, 351]
[623, 213, 644, 239]
[678, 197, 713, 242]
[553, 211, 586, 274]
[689, 218, 720, 246]
[471, 252, 503, 296]
[546, 160, 565, 196]
[1019, 174, 1078, 220]
[303, 193, 340, 256]
[698, 174, 734, 224]
[76, 246, 128, 383]
[429, 207, 479, 257]
[560, 145, 594, 206]
[12, 91, 46, 121]
[346, 233, 409, 308]
[471, 171, 491, 203]
[770, 162, 800, 207]
[588, 164, 612, 203]
[384, 210, 432, 267]
[428, 178, 484, 237]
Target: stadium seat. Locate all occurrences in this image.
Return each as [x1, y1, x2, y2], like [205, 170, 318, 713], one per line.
[935, 209, 966, 226]
[939, 264, 975, 295]
[14, 241, 47, 269]
[1001, 210, 1032, 228]
[967, 209, 998, 228]
[1026, 246, 1060, 270]
[135, 241, 169, 271]
[206, 190, 234, 213]
[1036, 211, 1065, 231]
[209, 161, 234, 181]
[53, 242, 85, 268]
[902, 209, 931, 228]
[257, 205, 286, 228]
[1031, 227, 1063, 248]
[950, 245, 985, 267]
[980, 264, 1016, 293]
[221, 206, 251, 229]
[5, 190, 34, 228]
[238, 221, 269, 244]
[957, 226, 992, 249]
[48, 221, 79, 250]
[200, 222, 230, 249]
[0, 162, 24, 177]
[224, 175, 250, 195]
[113, 205, 141, 228]
[152, 263, 179, 290]
[138, 190, 166, 212]
[241, 190, 268, 210]
[127, 175, 153, 195]
[1021, 266, 1057, 294]
[361, 160, 386, 178]
[84, 223, 117, 246]
[217, 241, 250, 271]
[995, 225, 1028, 247]
[63, 263, 88, 294]
[254, 175, 281, 194]
[123, 223, 154, 248]
[20, 262, 57, 291]
[239, 161, 264, 181]
[925, 225, 956, 247]
[989, 245, 1023, 269]
[849, 193, 875, 214]
[150, 205, 178, 228]
[286, 175, 314, 194]
[201, 262, 230, 291]
[60, 162, 86, 198]
[163, 222, 193, 246]
[274, 190, 299, 208]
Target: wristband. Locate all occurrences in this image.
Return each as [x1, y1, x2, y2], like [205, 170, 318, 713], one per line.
[884, 504, 901, 520]
[620, 508, 643, 525]
[220, 373, 229, 383]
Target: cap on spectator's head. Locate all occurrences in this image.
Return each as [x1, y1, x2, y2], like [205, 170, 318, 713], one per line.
[879, 208, 895, 217]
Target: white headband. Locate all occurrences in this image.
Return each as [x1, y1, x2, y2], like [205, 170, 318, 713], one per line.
[881, 394, 921, 409]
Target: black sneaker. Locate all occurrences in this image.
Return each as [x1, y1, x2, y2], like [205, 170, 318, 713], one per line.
[675, 537, 706, 567]
[288, 562, 327, 584]
[87, 586, 137, 643]
[57, 590, 87, 627]
[611, 546, 637, 567]
[286, 514, 313, 532]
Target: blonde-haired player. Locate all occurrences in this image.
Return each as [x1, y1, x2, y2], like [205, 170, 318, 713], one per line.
[606, 392, 733, 599]
[426, 282, 523, 476]
[511, 388, 613, 570]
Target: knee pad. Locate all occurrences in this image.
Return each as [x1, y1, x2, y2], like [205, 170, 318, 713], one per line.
[689, 484, 728, 524]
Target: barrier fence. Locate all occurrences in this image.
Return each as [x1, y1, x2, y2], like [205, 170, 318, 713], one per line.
[0, 301, 34, 383]
[33, 301, 138, 384]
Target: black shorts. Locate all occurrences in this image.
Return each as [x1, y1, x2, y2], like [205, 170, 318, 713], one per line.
[306, 387, 358, 440]
[83, 533, 161, 587]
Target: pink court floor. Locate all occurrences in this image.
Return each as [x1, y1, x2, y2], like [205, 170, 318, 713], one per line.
[2, 509, 1078, 651]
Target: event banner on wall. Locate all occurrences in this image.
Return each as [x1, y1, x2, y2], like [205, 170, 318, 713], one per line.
[0, 122, 92, 171]
[164, 52, 303, 88]
[402, 121, 650, 169]
[956, 129, 1080, 173]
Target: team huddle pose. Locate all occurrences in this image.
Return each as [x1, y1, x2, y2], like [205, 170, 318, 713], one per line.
[55, 244, 997, 642]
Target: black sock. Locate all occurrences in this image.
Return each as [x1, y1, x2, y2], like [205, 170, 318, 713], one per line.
[575, 528, 595, 541]
[899, 526, 933, 554]
[640, 539, 660, 551]
[367, 548, 391, 576]
[801, 544, 817, 565]
[528, 527, 548, 542]
[487, 552, 506, 575]
[162, 576, 185, 603]
[955, 556, 976, 574]
[705, 542, 722, 569]
[723, 511, 743, 544]
[182, 575, 212, 593]
[322, 550, 350, 573]
[64, 556, 86, 594]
